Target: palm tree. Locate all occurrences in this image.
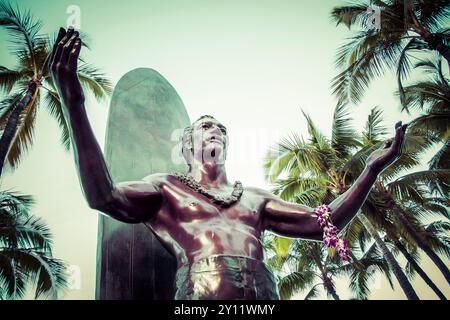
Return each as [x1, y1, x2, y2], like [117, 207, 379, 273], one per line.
[0, 2, 112, 176]
[0, 191, 67, 299]
[384, 235, 447, 300]
[330, 0, 450, 106]
[265, 237, 392, 300]
[399, 55, 449, 195]
[264, 105, 448, 299]
[338, 104, 450, 284]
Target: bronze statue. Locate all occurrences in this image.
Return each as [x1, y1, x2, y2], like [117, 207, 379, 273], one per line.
[50, 27, 407, 300]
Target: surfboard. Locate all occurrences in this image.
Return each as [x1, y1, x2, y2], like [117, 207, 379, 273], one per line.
[96, 68, 190, 299]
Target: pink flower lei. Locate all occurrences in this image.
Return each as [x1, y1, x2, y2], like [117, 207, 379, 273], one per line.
[314, 204, 349, 261]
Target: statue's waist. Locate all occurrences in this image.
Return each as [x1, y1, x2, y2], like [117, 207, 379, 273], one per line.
[177, 254, 270, 273]
[174, 254, 279, 300]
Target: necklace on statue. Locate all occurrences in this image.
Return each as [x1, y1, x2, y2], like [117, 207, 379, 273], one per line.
[172, 172, 244, 208]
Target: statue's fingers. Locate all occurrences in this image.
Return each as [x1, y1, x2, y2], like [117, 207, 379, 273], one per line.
[50, 27, 66, 66]
[390, 122, 405, 152]
[61, 31, 79, 64]
[402, 123, 408, 133]
[52, 27, 74, 66]
[68, 38, 81, 70]
[59, 26, 74, 49]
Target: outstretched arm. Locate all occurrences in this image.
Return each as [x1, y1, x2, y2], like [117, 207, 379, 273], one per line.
[50, 27, 162, 223]
[262, 122, 407, 240]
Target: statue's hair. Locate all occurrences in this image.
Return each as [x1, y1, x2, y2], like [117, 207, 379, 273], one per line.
[181, 115, 225, 169]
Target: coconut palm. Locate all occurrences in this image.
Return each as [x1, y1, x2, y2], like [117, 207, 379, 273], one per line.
[335, 104, 450, 284]
[330, 0, 450, 107]
[399, 55, 449, 196]
[0, 2, 112, 176]
[266, 237, 392, 300]
[384, 234, 447, 300]
[0, 191, 67, 299]
[264, 105, 449, 299]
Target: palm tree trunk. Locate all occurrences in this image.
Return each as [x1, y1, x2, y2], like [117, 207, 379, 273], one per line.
[394, 240, 447, 300]
[323, 275, 340, 300]
[382, 190, 450, 285]
[0, 82, 37, 177]
[358, 214, 420, 300]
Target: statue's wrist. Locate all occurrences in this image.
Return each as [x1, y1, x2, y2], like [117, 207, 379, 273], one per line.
[365, 163, 381, 177]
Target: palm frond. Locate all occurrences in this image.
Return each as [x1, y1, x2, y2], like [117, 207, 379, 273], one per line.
[417, 197, 450, 219]
[0, 2, 44, 75]
[0, 66, 23, 93]
[339, 242, 392, 299]
[331, 103, 361, 157]
[332, 29, 405, 106]
[388, 169, 450, 197]
[0, 254, 27, 299]
[330, 1, 372, 29]
[277, 270, 317, 300]
[43, 88, 70, 151]
[363, 107, 386, 145]
[303, 283, 322, 300]
[301, 110, 330, 150]
[418, 0, 450, 31]
[0, 214, 53, 254]
[424, 220, 450, 259]
[77, 62, 113, 101]
[397, 38, 427, 106]
[0, 248, 67, 299]
[264, 134, 327, 181]
[272, 176, 327, 203]
[429, 140, 450, 170]
[400, 79, 450, 114]
[0, 191, 34, 218]
[292, 186, 326, 208]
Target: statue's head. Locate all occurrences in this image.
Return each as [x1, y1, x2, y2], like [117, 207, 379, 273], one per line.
[181, 115, 228, 170]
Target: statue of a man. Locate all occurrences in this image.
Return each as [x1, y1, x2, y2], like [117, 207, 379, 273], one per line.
[50, 27, 407, 299]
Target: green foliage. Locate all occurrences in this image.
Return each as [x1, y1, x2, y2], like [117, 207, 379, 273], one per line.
[264, 105, 448, 299]
[331, 0, 450, 106]
[0, 2, 112, 170]
[0, 191, 67, 299]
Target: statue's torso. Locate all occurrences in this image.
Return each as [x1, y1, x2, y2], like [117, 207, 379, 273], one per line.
[143, 174, 267, 267]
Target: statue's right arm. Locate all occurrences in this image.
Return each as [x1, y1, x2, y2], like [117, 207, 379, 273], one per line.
[50, 27, 163, 223]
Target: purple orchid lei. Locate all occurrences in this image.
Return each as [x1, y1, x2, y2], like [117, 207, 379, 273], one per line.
[314, 204, 349, 261]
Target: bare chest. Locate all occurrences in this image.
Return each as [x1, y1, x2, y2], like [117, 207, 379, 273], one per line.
[158, 180, 264, 226]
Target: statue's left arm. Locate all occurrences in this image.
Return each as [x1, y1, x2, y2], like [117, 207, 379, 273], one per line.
[261, 122, 407, 241]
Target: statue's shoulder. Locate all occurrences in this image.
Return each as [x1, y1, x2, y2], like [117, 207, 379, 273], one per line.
[243, 185, 276, 200]
[141, 172, 173, 185]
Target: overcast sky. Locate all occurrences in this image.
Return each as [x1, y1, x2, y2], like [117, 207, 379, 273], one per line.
[0, 0, 448, 299]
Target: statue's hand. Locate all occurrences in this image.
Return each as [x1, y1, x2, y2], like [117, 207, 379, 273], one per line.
[365, 121, 407, 173]
[50, 27, 85, 107]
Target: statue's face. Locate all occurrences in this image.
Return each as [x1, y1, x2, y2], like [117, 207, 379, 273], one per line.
[190, 117, 228, 165]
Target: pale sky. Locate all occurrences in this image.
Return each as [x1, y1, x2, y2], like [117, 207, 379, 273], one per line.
[0, 0, 448, 299]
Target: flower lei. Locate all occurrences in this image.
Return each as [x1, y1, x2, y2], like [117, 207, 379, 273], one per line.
[314, 204, 349, 261]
